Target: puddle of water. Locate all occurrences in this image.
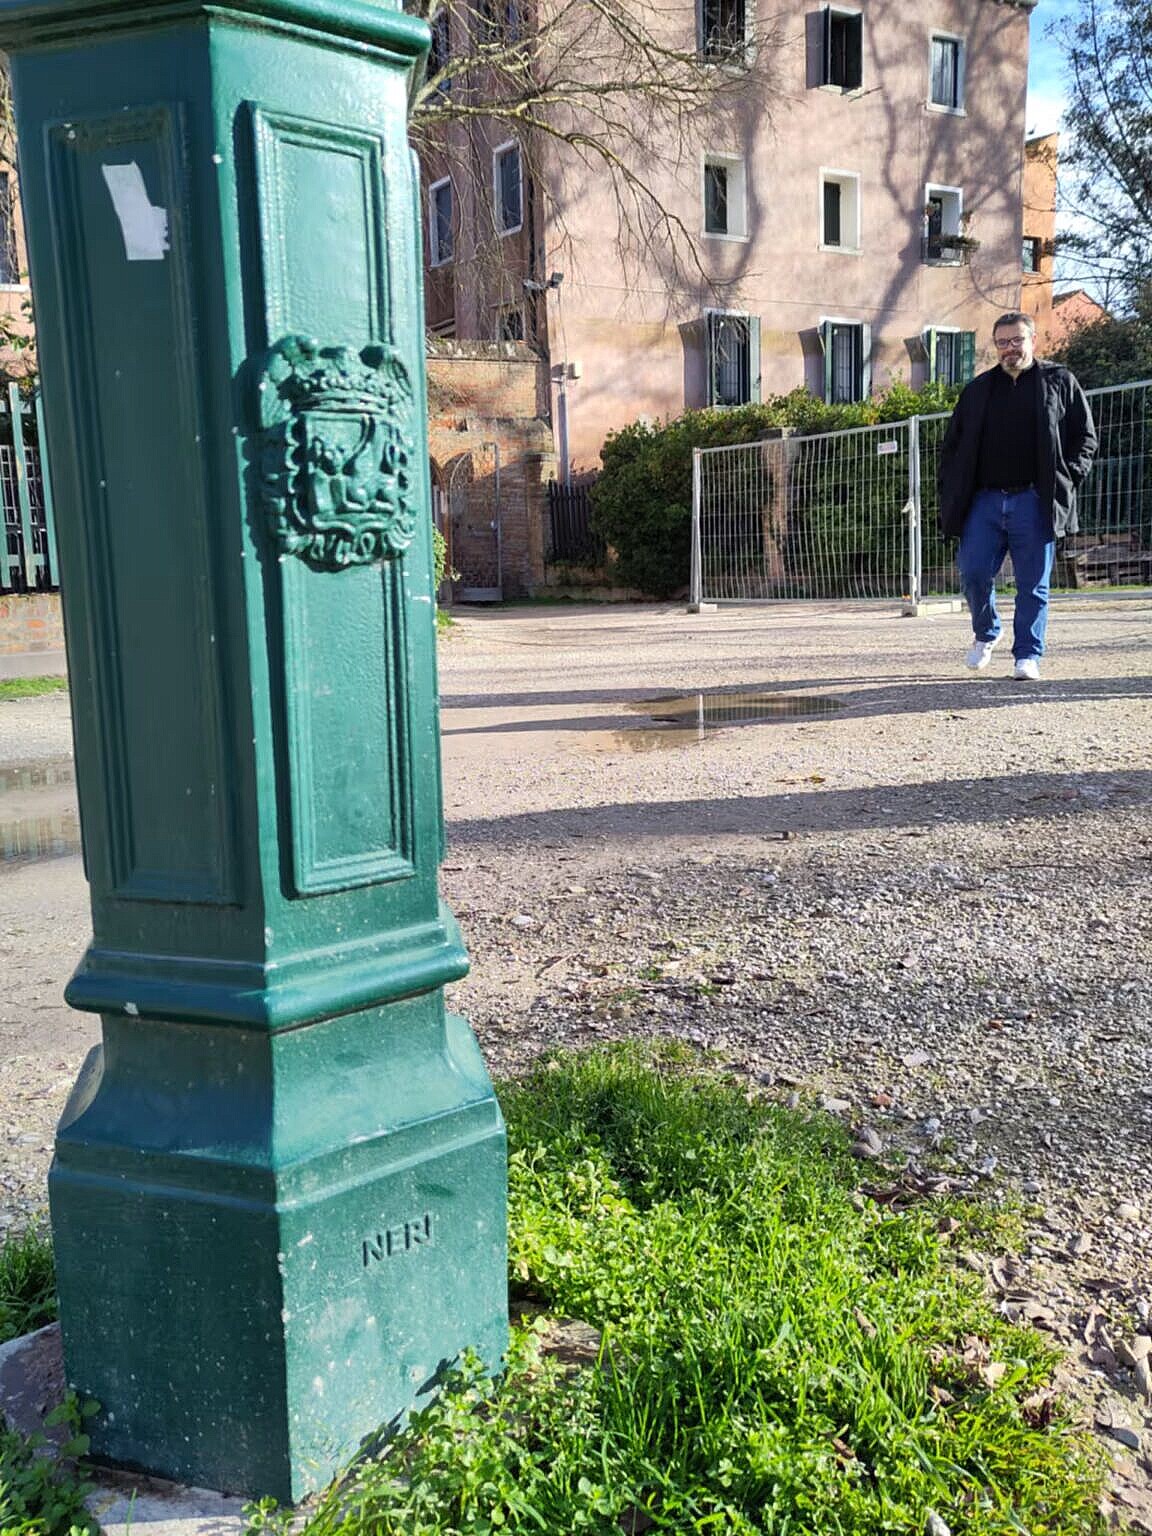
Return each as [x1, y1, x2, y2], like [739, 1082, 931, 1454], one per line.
[0, 757, 81, 863]
[609, 689, 845, 750]
[0, 759, 75, 794]
[0, 812, 81, 863]
[635, 691, 843, 726]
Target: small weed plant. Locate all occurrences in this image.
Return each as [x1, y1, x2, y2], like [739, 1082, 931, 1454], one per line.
[254, 1044, 1105, 1536]
[0, 1396, 97, 1536]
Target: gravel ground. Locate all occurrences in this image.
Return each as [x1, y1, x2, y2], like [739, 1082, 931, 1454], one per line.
[2, 595, 1151, 1525]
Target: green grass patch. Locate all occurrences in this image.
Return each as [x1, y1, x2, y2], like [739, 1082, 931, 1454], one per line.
[253, 1044, 1105, 1536]
[0, 676, 68, 701]
[0, 1222, 57, 1346]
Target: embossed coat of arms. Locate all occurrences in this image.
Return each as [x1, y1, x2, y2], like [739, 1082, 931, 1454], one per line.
[257, 335, 417, 569]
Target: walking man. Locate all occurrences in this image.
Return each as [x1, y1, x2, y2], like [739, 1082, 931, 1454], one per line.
[938, 311, 1097, 680]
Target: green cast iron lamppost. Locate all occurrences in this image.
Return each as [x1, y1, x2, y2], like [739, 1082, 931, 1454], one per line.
[0, 0, 508, 1501]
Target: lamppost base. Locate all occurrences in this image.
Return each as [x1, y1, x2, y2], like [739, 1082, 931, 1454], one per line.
[50, 1007, 508, 1503]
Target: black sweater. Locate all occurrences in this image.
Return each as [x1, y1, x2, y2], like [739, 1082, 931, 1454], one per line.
[937, 361, 1098, 538]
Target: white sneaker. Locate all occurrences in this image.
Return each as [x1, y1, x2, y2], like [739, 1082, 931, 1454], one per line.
[965, 636, 1000, 670]
[1013, 658, 1041, 681]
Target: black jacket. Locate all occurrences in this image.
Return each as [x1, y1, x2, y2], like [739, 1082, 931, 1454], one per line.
[937, 360, 1098, 538]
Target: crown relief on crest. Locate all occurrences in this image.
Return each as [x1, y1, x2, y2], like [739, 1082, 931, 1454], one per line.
[257, 335, 418, 570]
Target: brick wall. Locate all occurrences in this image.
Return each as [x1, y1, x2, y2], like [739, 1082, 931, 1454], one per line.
[427, 342, 556, 599]
[0, 591, 64, 654]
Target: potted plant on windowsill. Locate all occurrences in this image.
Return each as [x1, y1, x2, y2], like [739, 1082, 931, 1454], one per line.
[935, 232, 980, 257]
[921, 210, 980, 265]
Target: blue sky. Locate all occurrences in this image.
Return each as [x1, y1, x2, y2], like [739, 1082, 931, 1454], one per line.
[1025, 0, 1079, 137]
[1026, 0, 1106, 295]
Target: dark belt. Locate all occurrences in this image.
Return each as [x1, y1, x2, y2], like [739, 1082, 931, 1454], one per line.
[981, 483, 1035, 494]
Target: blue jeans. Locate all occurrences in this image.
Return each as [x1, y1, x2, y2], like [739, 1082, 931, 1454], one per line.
[957, 488, 1055, 661]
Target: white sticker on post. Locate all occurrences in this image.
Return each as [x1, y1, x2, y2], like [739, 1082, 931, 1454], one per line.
[101, 162, 169, 261]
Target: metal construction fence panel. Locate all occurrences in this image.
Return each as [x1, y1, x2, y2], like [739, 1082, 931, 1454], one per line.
[0, 386, 57, 596]
[692, 378, 1152, 607]
[1067, 380, 1152, 588]
[693, 419, 918, 605]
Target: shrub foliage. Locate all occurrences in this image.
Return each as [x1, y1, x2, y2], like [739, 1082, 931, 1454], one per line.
[592, 383, 961, 598]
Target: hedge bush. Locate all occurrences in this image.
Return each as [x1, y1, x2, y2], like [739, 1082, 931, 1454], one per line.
[591, 382, 961, 598]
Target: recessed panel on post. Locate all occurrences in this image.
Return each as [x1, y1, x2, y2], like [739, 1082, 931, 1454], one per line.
[279, 557, 414, 892]
[248, 106, 387, 345]
[249, 105, 416, 895]
[44, 106, 237, 905]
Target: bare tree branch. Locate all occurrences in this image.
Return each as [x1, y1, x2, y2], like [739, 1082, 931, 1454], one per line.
[1053, 0, 1152, 311]
[406, 0, 784, 306]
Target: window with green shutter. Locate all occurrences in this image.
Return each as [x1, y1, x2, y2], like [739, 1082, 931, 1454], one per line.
[820, 319, 869, 402]
[923, 328, 976, 385]
[959, 330, 975, 382]
[706, 312, 761, 406]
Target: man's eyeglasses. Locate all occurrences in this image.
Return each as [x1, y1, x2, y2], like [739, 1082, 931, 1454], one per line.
[993, 335, 1029, 349]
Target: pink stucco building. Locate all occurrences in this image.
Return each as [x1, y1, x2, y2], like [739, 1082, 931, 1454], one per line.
[421, 0, 1039, 470]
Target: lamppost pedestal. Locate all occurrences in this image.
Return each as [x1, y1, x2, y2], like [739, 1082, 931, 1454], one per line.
[0, 0, 507, 1501]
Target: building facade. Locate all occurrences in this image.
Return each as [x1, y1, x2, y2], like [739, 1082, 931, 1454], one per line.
[1020, 131, 1057, 350]
[419, 0, 1042, 470]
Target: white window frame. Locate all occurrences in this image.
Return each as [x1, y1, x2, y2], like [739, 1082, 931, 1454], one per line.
[428, 176, 453, 267]
[698, 0, 752, 64]
[426, 7, 451, 94]
[819, 169, 861, 253]
[818, 315, 872, 403]
[927, 31, 965, 114]
[924, 325, 958, 385]
[701, 153, 748, 240]
[923, 182, 963, 263]
[492, 141, 523, 237]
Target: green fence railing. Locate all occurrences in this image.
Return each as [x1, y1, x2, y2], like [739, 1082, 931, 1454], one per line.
[0, 386, 57, 595]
